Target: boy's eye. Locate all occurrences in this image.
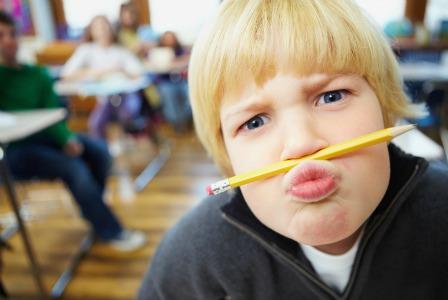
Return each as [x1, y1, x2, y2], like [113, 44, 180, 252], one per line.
[317, 90, 347, 105]
[242, 115, 269, 131]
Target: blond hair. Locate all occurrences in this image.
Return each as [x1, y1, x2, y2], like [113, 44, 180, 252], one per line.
[189, 0, 415, 176]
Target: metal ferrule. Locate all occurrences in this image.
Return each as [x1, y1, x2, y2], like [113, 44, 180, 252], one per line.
[211, 179, 231, 195]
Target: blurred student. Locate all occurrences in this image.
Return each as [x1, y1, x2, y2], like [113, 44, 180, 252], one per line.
[117, 2, 156, 58]
[0, 11, 146, 251]
[154, 31, 191, 132]
[117, 2, 162, 126]
[61, 15, 145, 139]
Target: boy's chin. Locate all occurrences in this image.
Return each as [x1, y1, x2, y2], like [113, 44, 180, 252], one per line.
[289, 224, 362, 254]
[284, 200, 348, 241]
[286, 214, 358, 251]
[292, 232, 349, 248]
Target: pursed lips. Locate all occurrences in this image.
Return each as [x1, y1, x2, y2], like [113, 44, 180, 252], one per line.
[284, 160, 340, 202]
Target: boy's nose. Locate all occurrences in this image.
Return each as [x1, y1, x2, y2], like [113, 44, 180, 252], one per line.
[279, 121, 328, 161]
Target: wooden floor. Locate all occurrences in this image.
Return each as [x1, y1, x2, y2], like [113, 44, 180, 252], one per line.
[1, 126, 221, 299]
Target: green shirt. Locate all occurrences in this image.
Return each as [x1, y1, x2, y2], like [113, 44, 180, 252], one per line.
[0, 64, 74, 147]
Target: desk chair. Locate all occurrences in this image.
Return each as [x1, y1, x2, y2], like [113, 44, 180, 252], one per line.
[435, 85, 448, 160]
[0, 109, 71, 298]
[0, 172, 94, 299]
[0, 234, 11, 298]
[405, 81, 448, 160]
[105, 91, 171, 192]
[399, 49, 448, 160]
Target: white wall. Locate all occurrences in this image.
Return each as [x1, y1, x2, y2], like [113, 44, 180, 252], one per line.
[16, 0, 55, 63]
[149, 0, 220, 45]
[29, 0, 56, 41]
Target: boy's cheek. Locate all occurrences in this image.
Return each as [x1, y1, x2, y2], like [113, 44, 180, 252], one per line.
[335, 145, 390, 223]
[240, 178, 292, 232]
[227, 140, 276, 175]
[332, 143, 389, 171]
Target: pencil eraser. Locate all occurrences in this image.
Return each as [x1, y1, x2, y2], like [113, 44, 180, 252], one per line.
[206, 185, 213, 195]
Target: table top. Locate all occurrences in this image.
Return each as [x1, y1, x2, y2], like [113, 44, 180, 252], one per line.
[0, 108, 66, 144]
[54, 75, 150, 97]
[400, 62, 448, 82]
[393, 126, 445, 161]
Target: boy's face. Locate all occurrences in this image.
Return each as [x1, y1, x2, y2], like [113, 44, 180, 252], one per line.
[0, 22, 18, 63]
[220, 73, 390, 253]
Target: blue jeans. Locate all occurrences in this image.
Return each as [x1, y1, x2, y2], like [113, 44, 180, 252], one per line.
[89, 92, 143, 139]
[5, 135, 123, 240]
[158, 80, 191, 130]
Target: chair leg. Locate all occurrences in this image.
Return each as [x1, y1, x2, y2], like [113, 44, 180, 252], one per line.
[439, 127, 448, 161]
[0, 280, 7, 298]
[50, 230, 95, 299]
[0, 224, 17, 242]
[438, 87, 448, 161]
[0, 151, 47, 297]
[134, 137, 171, 192]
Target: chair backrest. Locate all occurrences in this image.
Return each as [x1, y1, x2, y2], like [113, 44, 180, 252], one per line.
[35, 41, 78, 66]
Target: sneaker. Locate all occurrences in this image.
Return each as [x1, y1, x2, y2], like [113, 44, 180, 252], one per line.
[108, 229, 147, 252]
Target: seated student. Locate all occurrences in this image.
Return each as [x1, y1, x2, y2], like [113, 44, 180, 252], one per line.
[61, 15, 145, 139]
[137, 0, 448, 298]
[0, 11, 146, 251]
[116, 2, 156, 58]
[117, 2, 163, 130]
[154, 31, 191, 132]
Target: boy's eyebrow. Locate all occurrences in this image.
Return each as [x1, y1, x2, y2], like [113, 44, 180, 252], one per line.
[221, 73, 351, 123]
[221, 96, 267, 124]
[301, 73, 348, 94]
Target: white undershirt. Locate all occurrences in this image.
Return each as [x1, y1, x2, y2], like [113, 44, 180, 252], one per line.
[300, 232, 363, 292]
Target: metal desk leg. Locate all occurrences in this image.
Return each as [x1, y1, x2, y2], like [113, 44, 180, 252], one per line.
[50, 230, 94, 299]
[134, 138, 171, 192]
[0, 146, 47, 297]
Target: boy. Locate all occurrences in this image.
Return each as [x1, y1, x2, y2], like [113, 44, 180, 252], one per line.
[0, 11, 146, 251]
[138, 0, 448, 299]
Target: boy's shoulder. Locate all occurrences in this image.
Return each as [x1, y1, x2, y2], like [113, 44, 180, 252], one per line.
[401, 159, 448, 227]
[20, 64, 51, 80]
[412, 160, 448, 202]
[154, 192, 260, 261]
[389, 145, 448, 212]
[421, 159, 448, 185]
[0, 64, 44, 76]
[141, 192, 271, 299]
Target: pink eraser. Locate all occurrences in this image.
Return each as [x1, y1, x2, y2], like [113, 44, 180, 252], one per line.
[206, 185, 213, 195]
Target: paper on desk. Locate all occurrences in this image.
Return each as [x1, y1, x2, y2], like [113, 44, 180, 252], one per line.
[81, 75, 150, 96]
[0, 111, 16, 127]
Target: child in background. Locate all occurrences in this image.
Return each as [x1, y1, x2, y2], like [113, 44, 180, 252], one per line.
[154, 31, 191, 132]
[117, 2, 156, 58]
[137, 0, 448, 299]
[117, 2, 162, 128]
[0, 11, 146, 252]
[61, 15, 145, 139]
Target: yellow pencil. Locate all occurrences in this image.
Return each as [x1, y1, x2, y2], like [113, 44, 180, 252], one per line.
[206, 124, 415, 195]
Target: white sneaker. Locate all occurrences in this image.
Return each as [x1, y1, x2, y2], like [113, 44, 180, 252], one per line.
[108, 229, 147, 252]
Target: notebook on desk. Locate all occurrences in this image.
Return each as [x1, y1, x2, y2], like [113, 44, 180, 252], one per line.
[0, 111, 16, 128]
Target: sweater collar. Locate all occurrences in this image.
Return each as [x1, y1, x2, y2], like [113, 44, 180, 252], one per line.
[221, 143, 428, 260]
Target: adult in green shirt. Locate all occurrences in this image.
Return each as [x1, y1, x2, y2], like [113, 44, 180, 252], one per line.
[0, 11, 145, 251]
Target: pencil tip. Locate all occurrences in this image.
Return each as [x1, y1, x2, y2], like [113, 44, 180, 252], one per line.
[391, 124, 415, 136]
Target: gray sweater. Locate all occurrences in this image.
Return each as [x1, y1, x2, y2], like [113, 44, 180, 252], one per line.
[137, 145, 448, 299]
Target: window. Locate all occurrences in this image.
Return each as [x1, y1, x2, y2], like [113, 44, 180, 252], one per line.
[426, 0, 448, 33]
[149, 0, 220, 45]
[62, 0, 127, 38]
[355, 0, 448, 34]
[354, 0, 406, 29]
